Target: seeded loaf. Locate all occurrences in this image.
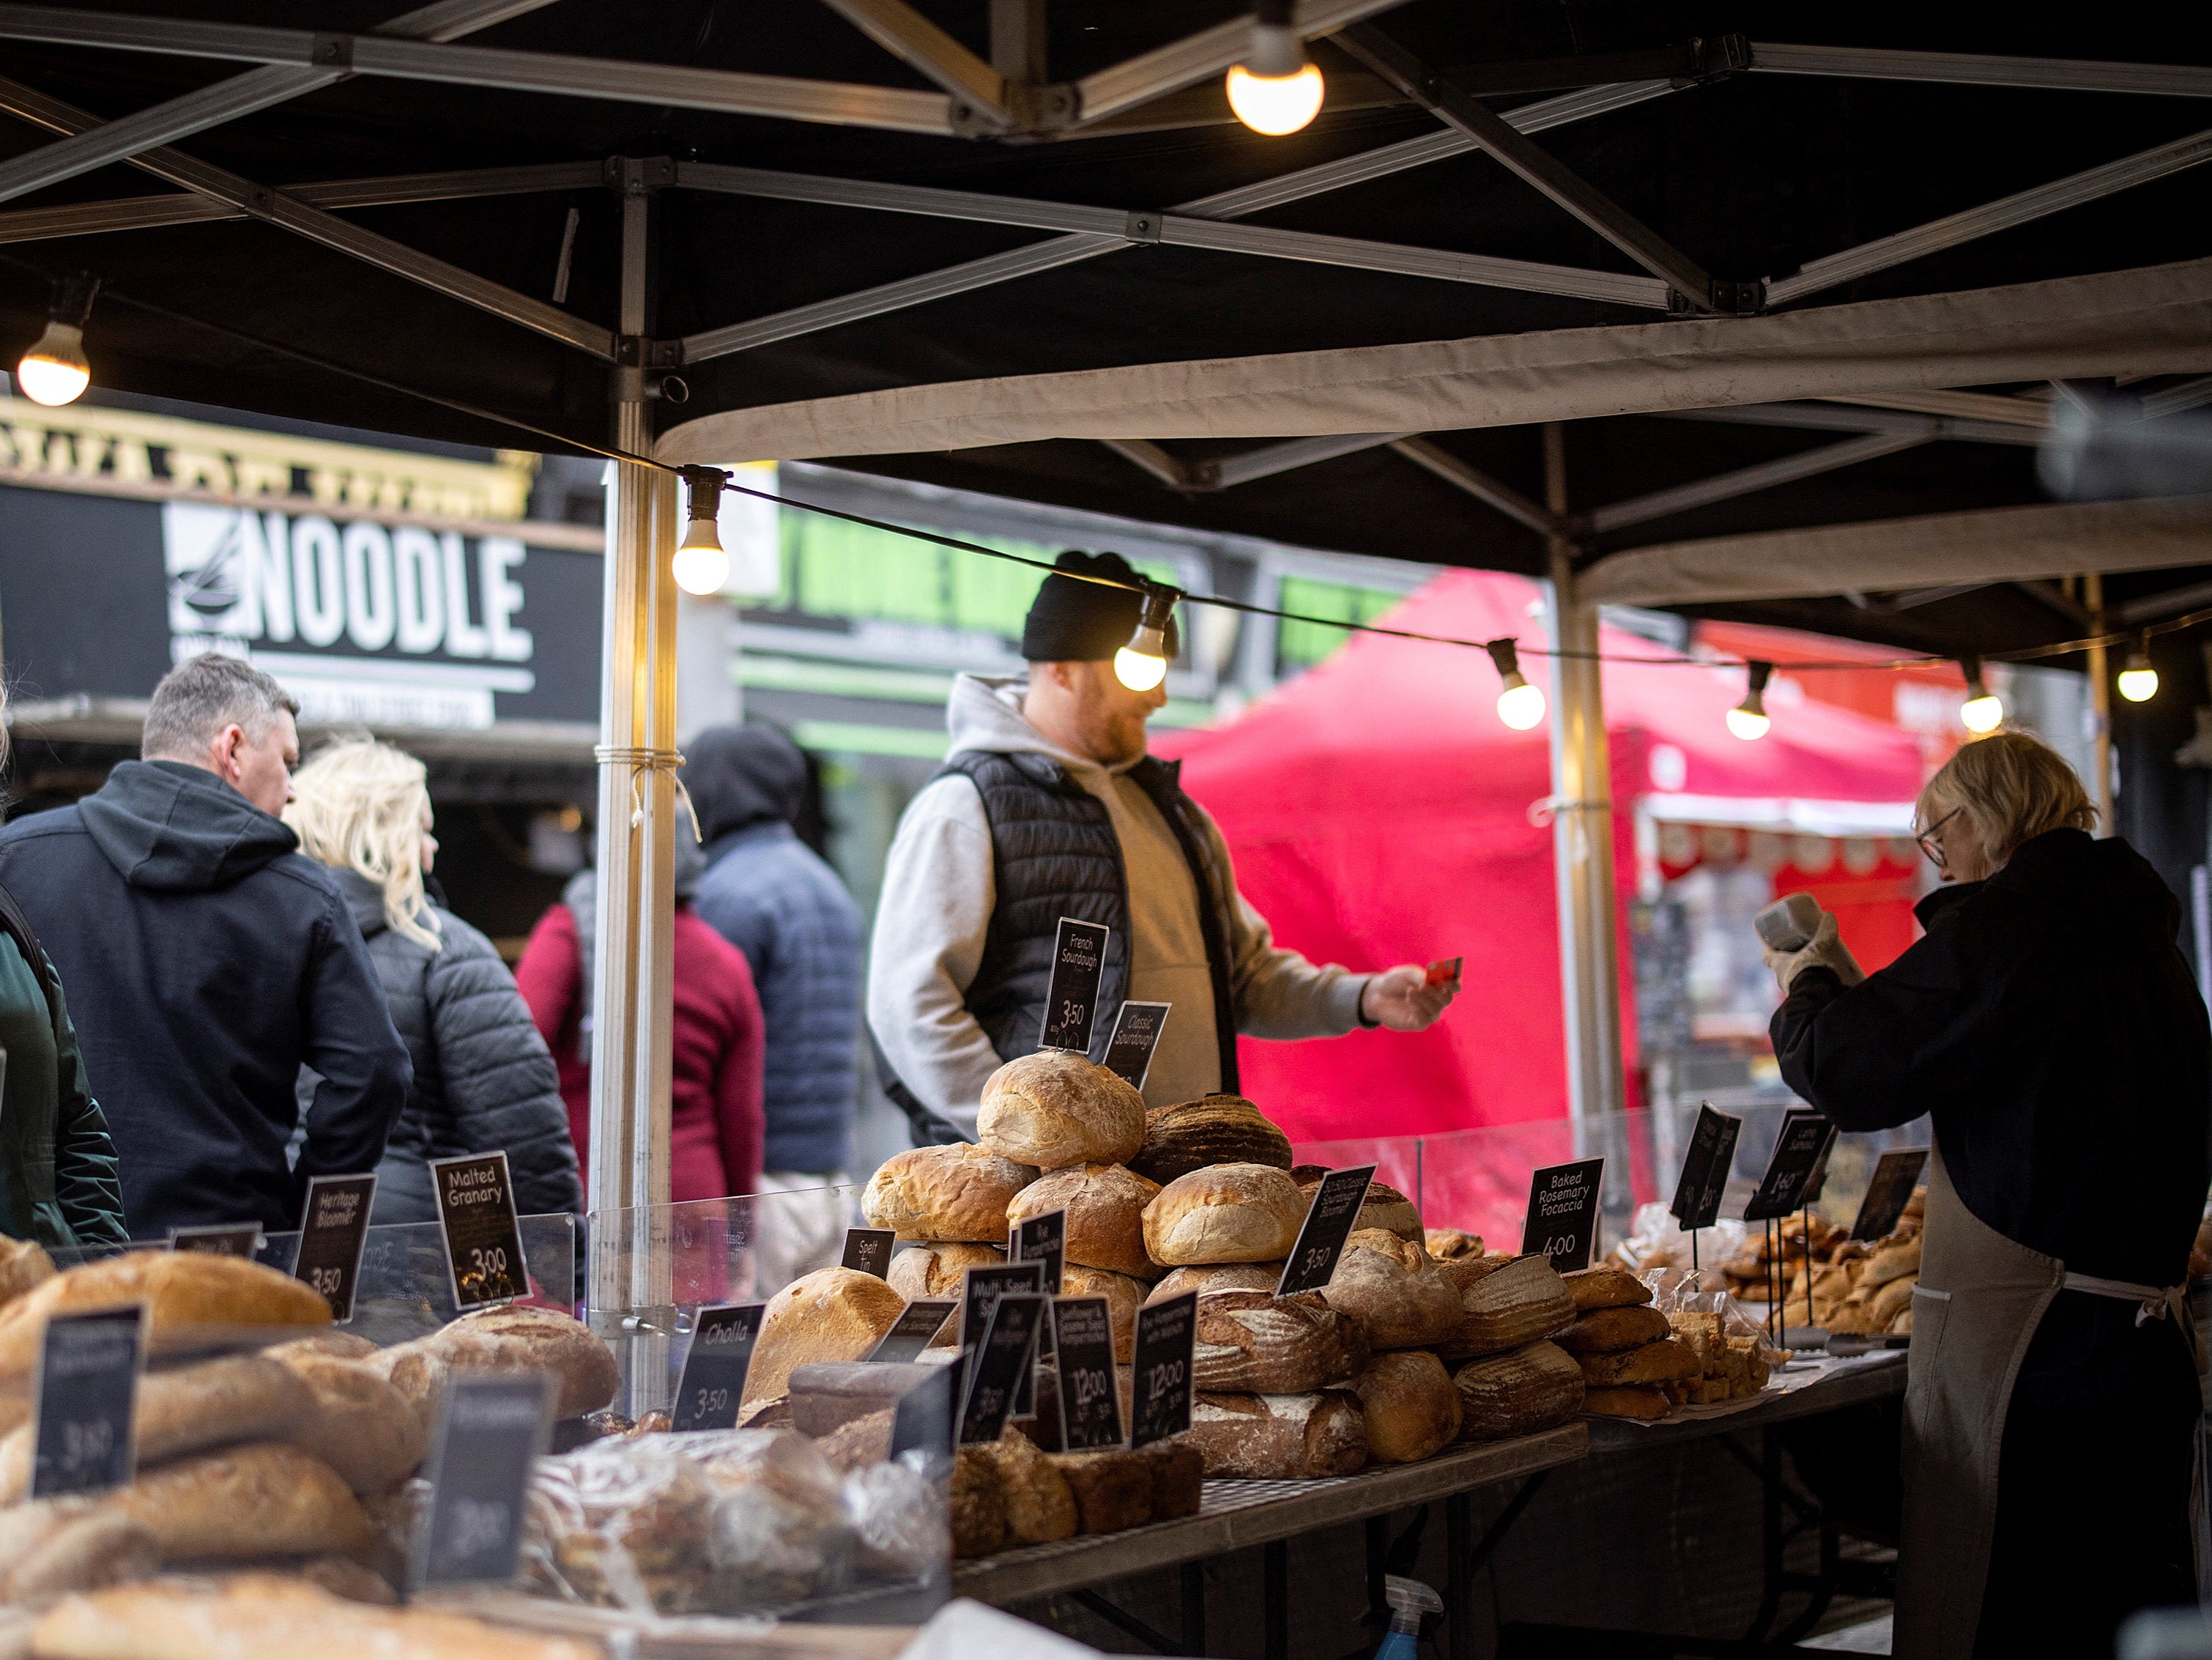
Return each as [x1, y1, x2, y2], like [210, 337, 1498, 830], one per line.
[415, 1305, 619, 1419]
[863, 1145, 1036, 1242]
[1319, 1230, 1463, 1350]
[1451, 1341, 1585, 1442]
[1045, 1447, 1153, 1533]
[1006, 1163, 1161, 1281]
[1182, 1390, 1367, 1479]
[978, 1426, 1077, 1545]
[0, 1253, 329, 1375]
[976, 1051, 1146, 1170]
[1348, 1352, 1460, 1464]
[1142, 1164, 1307, 1266]
[743, 1268, 908, 1408]
[1556, 1304, 1673, 1354]
[949, 1448, 1008, 1559]
[1439, 1254, 1576, 1359]
[1129, 1095, 1293, 1185]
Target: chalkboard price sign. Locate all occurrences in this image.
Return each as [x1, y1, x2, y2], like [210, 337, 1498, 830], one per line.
[1670, 1106, 1741, 1233]
[1129, 1292, 1196, 1448]
[410, 1374, 552, 1592]
[1851, 1149, 1930, 1241]
[1102, 1001, 1172, 1091]
[1039, 919, 1110, 1055]
[840, 1228, 896, 1278]
[1743, 1111, 1836, 1222]
[428, 1151, 530, 1308]
[1275, 1165, 1377, 1296]
[957, 1294, 1044, 1446]
[168, 1223, 261, 1258]
[1051, 1296, 1125, 1452]
[1521, 1158, 1606, 1271]
[869, 1299, 957, 1364]
[293, 1174, 377, 1322]
[672, 1304, 764, 1432]
[30, 1307, 141, 1500]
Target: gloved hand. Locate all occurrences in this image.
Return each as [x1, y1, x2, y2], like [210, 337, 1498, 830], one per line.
[1762, 908, 1865, 996]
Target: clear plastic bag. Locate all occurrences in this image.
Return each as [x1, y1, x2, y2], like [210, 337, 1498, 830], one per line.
[1611, 1201, 1748, 1274]
[841, 1452, 948, 1579]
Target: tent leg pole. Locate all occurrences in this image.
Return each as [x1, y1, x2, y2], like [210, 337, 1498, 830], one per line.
[2087, 571, 2113, 834]
[1543, 423, 1625, 1131]
[587, 158, 679, 1412]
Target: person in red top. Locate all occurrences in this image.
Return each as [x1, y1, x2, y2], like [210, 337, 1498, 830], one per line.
[514, 827, 765, 1204]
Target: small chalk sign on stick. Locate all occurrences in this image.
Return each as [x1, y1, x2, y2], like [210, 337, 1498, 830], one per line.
[1742, 1110, 1834, 1221]
[294, 1173, 377, 1323]
[1521, 1158, 1606, 1272]
[1039, 918, 1110, 1056]
[1102, 1000, 1171, 1091]
[1129, 1292, 1195, 1448]
[1275, 1165, 1377, 1297]
[410, 1374, 553, 1592]
[957, 1294, 1044, 1446]
[1671, 1105, 1741, 1234]
[840, 1228, 896, 1278]
[1851, 1148, 1930, 1242]
[168, 1223, 261, 1258]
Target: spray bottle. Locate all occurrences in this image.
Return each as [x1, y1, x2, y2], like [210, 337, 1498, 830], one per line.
[1373, 1575, 1442, 1660]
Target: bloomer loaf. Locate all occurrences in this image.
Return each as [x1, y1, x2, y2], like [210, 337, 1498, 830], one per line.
[1183, 1390, 1367, 1479]
[273, 1355, 426, 1494]
[1452, 1341, 1585, 1442]
[1129, 1095, 1293, 1185]
[0, 1253, 329, 1374]
[102, 1442, 378, 1560]
[1006, 1163, 1160, 1281]
[1320, 1230, 1463, 1351]
[744, 1268, 908, 1407]
[1439, 1255, 1576, 1359]
[1146, 1263, 1284, 1305]
[864, 1144, 1037, 1242]
[1349, 1351, 1460, 1464]
[1143, 1164, 1307, 1266]
[976, 1051, 1146, 1170]
[1555, 1304, 1672, 1354]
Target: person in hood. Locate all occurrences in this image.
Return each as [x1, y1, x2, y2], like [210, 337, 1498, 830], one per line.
[1768, 731, 2210, 1660]
[869, 550, 1457, 1144]
[0, 654, 409, 1239]
[514, 818, 765, 1208]
[284, 739, 582, 1228]
[686, 725, 864, 1290]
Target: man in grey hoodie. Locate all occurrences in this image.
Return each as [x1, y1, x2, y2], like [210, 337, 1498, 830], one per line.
[869, 552, 1454, 1144]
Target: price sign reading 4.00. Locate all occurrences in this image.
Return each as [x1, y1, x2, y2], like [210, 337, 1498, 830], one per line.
[672, 1304, 765, 1433]
[412, 1374, 553, 1592]
[292, 1173, 377, 1323]
[429, 1150, 530, 1310]
[1129, 1291, 1196, 1448]
[1521, 1157, 1606, 1272]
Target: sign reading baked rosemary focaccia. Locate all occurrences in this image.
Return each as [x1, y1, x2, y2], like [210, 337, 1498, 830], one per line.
[1050, 1295, 1125, 1451]
[428, 1150, 530, 1309]
[839, 1227, 897, 1278]
[1742, 1110, 1834, 1222]
[1129, 1291, 1196, 1448]
[1521, 1157, 1606, 1272]
[672, 1303, 765, 1432]
[1276, 1164, 1378, 1297]
[412, 1373, 553, 1590]
[293, 1173, 378, 1323]
[957, 1293, 1044, 1445]
[1851, 1148, 1930, 1242]
[1670, 1105, 1741, 1234]
[1039, 918, 1110, 1055]
[30, 1306, 142, 1499]
[1102, 1000, 1172, 1091]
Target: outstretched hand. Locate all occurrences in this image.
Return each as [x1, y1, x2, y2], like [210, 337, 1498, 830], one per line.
[1361, 964, 1456, 1031]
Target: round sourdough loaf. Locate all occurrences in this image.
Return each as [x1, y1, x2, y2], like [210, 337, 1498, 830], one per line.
[1144, 1263, 1285, 1305]
[862, 1144, 1036, 1242]
[976, 1052, 1146, 1169]
[1350, 1351, 1461, 1463]
[886, 1241, 1005, 1347]
[1128, 1095, 1293, 1185]
[1006, 1163, 1160, 1280]
[1141, 1164, 1306, 1266]
[0, 1251, 331, 1374]
[744, 1267, 907, 1407]
[424, 1305, 620, 1419]
[1296, 1174, 1422, 1242]
[1320, 1230, 1465, 1350]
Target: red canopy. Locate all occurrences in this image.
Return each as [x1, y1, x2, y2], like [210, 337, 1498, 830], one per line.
[1154, 570, 1926, 1144]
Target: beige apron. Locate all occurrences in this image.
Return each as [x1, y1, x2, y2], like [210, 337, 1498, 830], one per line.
[1895, 1145, 2204, 1659]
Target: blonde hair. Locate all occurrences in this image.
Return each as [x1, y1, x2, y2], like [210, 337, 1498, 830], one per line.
[1917, 730, 2098, 871]
[285, 738, 441, 951]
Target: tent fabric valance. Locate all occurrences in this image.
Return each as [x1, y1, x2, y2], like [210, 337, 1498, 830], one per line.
[658, 257, 2212, 463]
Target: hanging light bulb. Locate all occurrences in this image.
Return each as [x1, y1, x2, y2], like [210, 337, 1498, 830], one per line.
[1484, 638, 1545, 730]
[1225, 0, 1324, 136]
[671, 467, 730, 596]
[1113, 583, 1179, 692]
[15, 270, 100, 407]
[1726, 660, 1773, 741]
[2118, 633, 2159, 703]
[1959, 656, 2004, 735]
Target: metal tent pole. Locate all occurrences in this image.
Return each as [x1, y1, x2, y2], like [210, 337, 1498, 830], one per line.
[588, 158, 679, 1411]
[2087, 571, 2114, 833]
[1543, 423, 1626, 1126]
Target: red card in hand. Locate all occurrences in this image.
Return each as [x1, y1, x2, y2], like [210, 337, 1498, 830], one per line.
[1425, 957, 1463, 988]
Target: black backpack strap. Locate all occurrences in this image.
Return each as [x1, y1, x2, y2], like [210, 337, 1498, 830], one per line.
[0, 878, 61, 1012]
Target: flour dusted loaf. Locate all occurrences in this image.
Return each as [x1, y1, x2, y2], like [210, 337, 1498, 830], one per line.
[864, 1144, 1036, 1241]
[102, 1442, 377, 1559]
[1441, 1254, 1577, 1358]
[886, 1240, 1003, 1346]
[1320, 1229, 1463, 1350]
[1349, 1352, 1460, 1464]
[743, 1267, 908, 1407]
[1183, 1390, 1367, 1478]
[1143, 1164, 1307, 1266]
[0, 1252, 329, 1374]
[363, 1305, 617, 1428]
[1146, 1263, 1285, 1304]
[1007, 1163, 1160, 1280]
[1452, 1341, 1586, 1442]
[1129, 1094, 1294, 1185]
[1062, 1264, 1147, 1363]
[1295, 1173, 1422, 1242]
[976, 1051, 1146, 1170]
[1192, 1290, 1357, 1395]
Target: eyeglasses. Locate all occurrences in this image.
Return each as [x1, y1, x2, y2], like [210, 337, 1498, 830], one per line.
[1915, 807, 1961, 870]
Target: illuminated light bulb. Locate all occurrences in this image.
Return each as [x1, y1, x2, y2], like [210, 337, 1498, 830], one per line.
[1728, 660, 1773, 741]
[1484, 638, 1546, 730]
[672, 467, 730, 596]
[1225, 5, 1323, 136]
[14, 272, 100, 408]
[2118, 637, 2159, 703]
[1113, 583, 1179, 692]
[1958, 655, 2003, 734]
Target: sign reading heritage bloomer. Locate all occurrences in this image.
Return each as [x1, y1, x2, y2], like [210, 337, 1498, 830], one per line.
[1039, 918, 1110, 1055]
[1521, 1158, 1606, 1272]
[292, 1173, 378, 1323]
[30, 1307, 142, 1500]
[429, 1151, 530, 1309]
[411, 1374, 554, 1591]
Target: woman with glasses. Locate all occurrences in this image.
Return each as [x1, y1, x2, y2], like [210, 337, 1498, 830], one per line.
[1767, 730, 2209, 1659]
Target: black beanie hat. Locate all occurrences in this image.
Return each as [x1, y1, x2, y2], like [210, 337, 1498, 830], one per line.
[1020, 549, 1181, 663]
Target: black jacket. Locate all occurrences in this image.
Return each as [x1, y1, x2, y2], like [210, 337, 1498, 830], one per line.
[0, 761, 410, 1237]
[1773, 829, 2211, 1287]
[313, 870, 583, 1226]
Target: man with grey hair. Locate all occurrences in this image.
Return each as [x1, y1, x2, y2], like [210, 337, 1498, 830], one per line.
[0, 653, 409, 1238]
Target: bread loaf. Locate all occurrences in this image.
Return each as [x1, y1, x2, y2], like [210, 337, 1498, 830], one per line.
[1319, 1230, 1463, 1350]
[1441, 1255, 1576, 1358]
[1143, 1165, 1307, 1266]
[1581, 1385, 1671, 1420]
[1146, 1263, 1283, 1305]
[1294, 1173, 1422, 1242]
[420, 1306, 619, 1419]
[266, 1333, 377, 1364]
[744, 1268, 908, 1407]
[1869, 1274, 1918, 1327]
[0, 1504, 160, 1609]
[1006, 1163, 1161, 1281]
[1561, 1266, 1652, 1311]
[1556, 1304, 1672, 1354]
[1192, 1291, 1348, 1395]
[1139, 1439, 1203, 1519]
[949, 1448, 1007, 1559]
[1183, 1390, 1367, 1479]
[1348, 1352, 1460, 1464]
[1424, 1229, 1483, 1261]
[273, 1355, 426, 1494]
[1129, 1095, 1293, 1185]
[978, 1427, 1077, 1544]
[786, 1361, 940, 1439]
[976, 1052, 1146, 1170]
[0, 1253, 329, 1374]
[1047, 1448, 1153, 1533]
[1451, 1341, 1585, 1442]
[0, 1354, 313, 1503]
[357, 1345, 444, 1434]
[1063, 1264, 1146, 1363]
[1576, 1339, 1699, 1387]
[0, 1239, 54, 1311]
[811, 1409, 893, 1475]
[101, 1442, 376, 1559]
[1433, 1253, 1510, 1297]
[864, 1145, 1036, 1242]
[886, 1240, 1003, 1346]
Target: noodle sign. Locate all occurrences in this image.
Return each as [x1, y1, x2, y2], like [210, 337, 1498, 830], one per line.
[430, 1150, 529, 1308]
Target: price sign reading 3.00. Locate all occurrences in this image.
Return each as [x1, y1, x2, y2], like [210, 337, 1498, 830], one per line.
[429, 1150, 530, 1310]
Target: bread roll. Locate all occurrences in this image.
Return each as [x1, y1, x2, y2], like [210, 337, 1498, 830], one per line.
[1142, 1165, 1306, 1266]
[1576, 1340, 1699, 1387]
[1047, 1448, 1153, 1533]
[1146, 1264, 1283, 1305]
[976, 1052, 1146, 1170]
[273, 1355, 426, 1494]
[101, 1442, 376, 1559]
[1556, 1305, 1672, 1355]
[1006, 1163, 1160, 1281]
[1129, 1095, 1293, 1185]
[863, 1145, 1036, 1242]
[1869, 1273, 1918, 1326]
[1424, 1230, 1483, 1262]
[979, 1428, 1077, 1544]
[1063, 1264, 1146, 1363]
[1441, 1255, 1576, 1358]
[1184, 1390, 1367, 1479]
[886, 1241, 1003, 1347]
[1348, 1352, 1459, 1464]
[1562, 1267, 1652, 1311]
[1192, 1291, 1348, 1395]
[418, 1306, 619, 1419]
[1319, 1230, 1463, 1351]
[743, 1268, 907, 1407]
[1452, 1341, 1585, 1442]
[1581, 1385, 1671, 1420]
[0, 1253, 329, 1374]
[0, 1239, 54, 1311]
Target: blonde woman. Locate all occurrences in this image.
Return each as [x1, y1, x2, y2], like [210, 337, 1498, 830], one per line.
[1766, 731, 2208, 1659]
[286, 740, 582, 1229]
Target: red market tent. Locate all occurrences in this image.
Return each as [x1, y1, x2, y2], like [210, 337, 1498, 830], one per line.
[1154, 569, 1926, 1145]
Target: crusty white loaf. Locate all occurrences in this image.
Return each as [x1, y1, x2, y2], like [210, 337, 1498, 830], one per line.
[0, 1253, 330, 1375]
[743, 1267, 907, 1407]
[1141, 1164, 1307, 1266]
[1299, 1174, 1422, 1242]
[1182, 1390, 1367, 1479]
[1006, 1163, 1160, 1280]
[863, 1144, 1036, 1242]
[1146, 1263, 1285, 1305]
[886, 1240, 1004, 1347]
[1319, 1230, 1464, 1351]
[1349, 1351, 1461, 1464]
[100, 1442, 377, 1560]
[976, 1052, 1146, 1170]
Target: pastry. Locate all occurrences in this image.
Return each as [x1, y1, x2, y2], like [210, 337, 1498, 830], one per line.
[1142, 1165, 1307, 1266]
[976, 1051, 1146, 1170]
[1129, 1095, 1294, 1185]
[863, 1145, 1036, 1242]
[0, 1239, 54, 1311]
[1006, 1163, 1160, 1281]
